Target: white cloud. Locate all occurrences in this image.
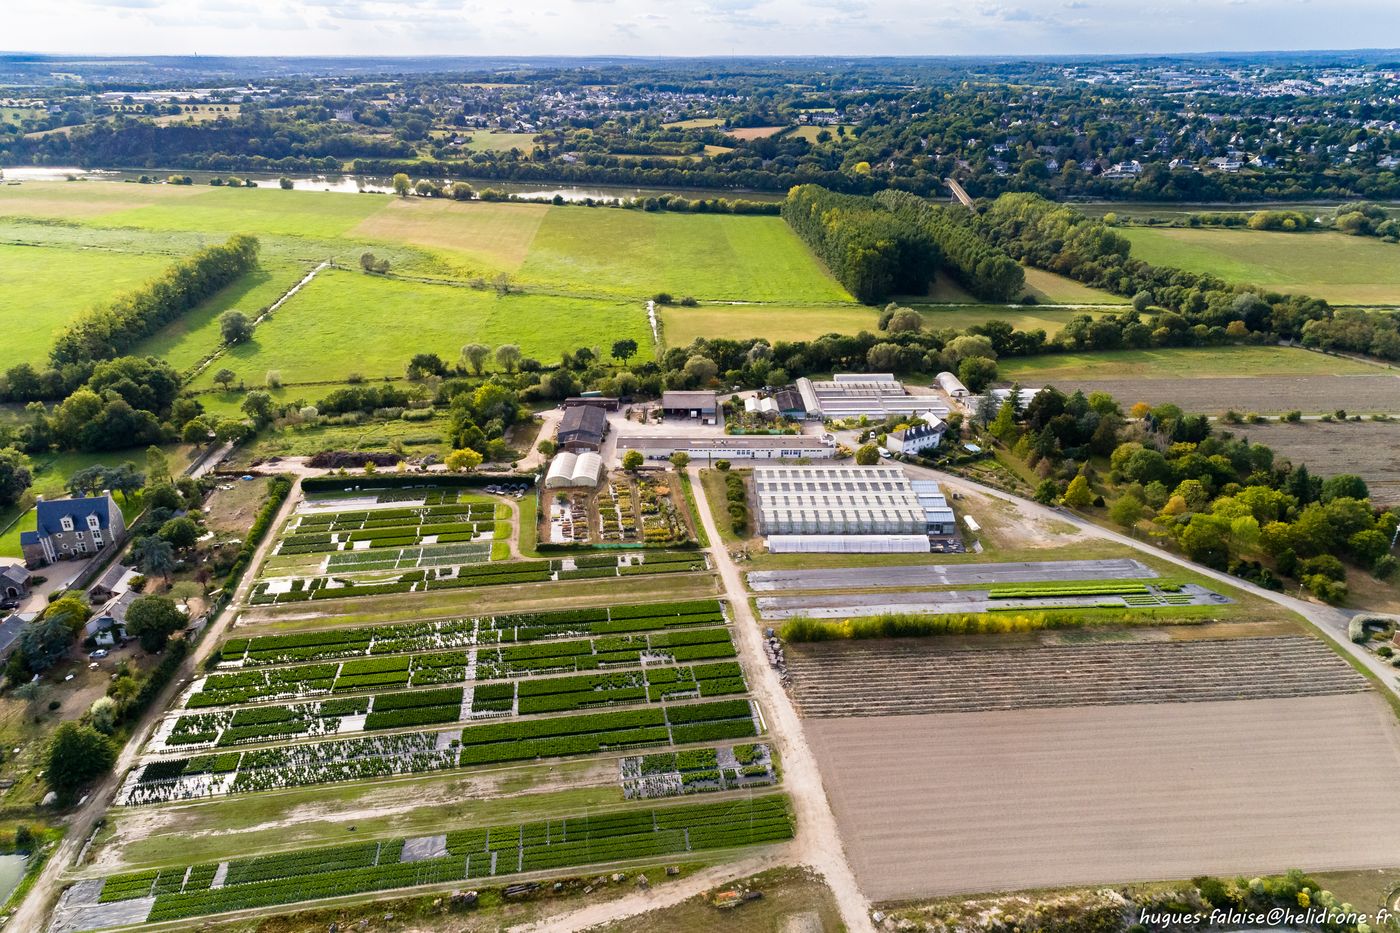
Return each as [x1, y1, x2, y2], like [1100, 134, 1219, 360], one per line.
[9, 0, 1400, 55]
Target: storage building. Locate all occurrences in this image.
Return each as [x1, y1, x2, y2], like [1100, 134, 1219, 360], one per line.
[660, 391, 719, 424]
[935, 371, 969, 398]
[794, 374, 925, 420]
[556, 405, 608, 452]
[911, 480, 957, 536]
[617, 434, 836, 463]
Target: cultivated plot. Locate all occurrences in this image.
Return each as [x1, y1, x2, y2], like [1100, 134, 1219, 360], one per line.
[746, 558, 1155, 592]
[785, 634, 1365, 716]
[1230, 419, 1400, 504]
[807, 692, 1400, 901]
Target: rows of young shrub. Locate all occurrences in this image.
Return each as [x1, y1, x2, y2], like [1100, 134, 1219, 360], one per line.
[987, 582, 1152, 599]
[131, 797, 791, 922]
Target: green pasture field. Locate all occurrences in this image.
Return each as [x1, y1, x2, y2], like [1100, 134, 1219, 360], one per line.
[1120, 226, 1400, 305]
[660, 301, 1106, 347]
[461, 131, 538, 153]
[923, 266, 1123, 305]
[133, 259, 313, 374]
[244, 415, 453, 459]
[997, 345, 1378, 382]
[348, 197, 548, 277]
[517, 208, 852, 302]
[188, 269, 653, 387]
[789, 125, 858, 142]
[0, 242, 171, 369]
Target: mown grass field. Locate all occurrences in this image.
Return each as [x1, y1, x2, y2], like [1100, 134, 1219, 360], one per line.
[189, 269, 653, 386]
[998, 345, 1378, 382]
[660, 302, 1105, 347]
[1121, 227, 1400, 305]
[516, 208, 851, 302]
[132, 259, 312, 374]
[924, 266, 1123, 305]
[0, 242, 171, 369]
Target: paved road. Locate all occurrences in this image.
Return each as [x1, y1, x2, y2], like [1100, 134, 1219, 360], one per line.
[687, 467, 875, 933]
[901, 462, 1400, 698]
[29, 478, 304, 933]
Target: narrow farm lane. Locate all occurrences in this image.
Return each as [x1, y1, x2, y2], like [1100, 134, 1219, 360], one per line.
[902, 462, 1400, 697]
[687, 466, 875, 933]
[24, 477, 304, 933]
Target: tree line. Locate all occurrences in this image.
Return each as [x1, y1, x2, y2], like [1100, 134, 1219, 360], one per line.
[49, 235, 259, 369]
[781, 184, 938, 303]
[980, 386, 1397, 603]
[874, 190, 1025, 301]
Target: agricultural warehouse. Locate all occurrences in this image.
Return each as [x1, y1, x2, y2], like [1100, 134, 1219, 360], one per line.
[754, 465, 947, 549]
[935, 371, 969, 398]
[661, 390, 720, 424]
[796, 374, 926, 420]
[555, 404, 609, 452]
[617, 433, 837, 462]
[545, 451, 604, 489]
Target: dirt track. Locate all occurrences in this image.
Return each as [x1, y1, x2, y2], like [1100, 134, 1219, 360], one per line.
[807, 692, 1400, 903]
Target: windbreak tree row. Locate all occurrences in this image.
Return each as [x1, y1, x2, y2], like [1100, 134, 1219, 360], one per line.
[50, 234, 260, 366]
[781, 184, 938, 303]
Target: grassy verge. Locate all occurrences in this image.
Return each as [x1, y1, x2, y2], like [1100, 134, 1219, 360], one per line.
[678, 472, 711, 548]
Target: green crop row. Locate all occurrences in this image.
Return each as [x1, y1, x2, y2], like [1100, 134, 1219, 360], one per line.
[135, 797, 792, 923]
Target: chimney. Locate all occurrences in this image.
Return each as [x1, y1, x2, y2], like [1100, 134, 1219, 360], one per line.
[101, 489, 111, 499]
[34, 495, 43, 503]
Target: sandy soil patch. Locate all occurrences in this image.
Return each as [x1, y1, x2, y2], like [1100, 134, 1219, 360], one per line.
[807, 693, 1400, 902]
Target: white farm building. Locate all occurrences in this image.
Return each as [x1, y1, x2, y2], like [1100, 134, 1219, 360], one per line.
[794, 374, 925, 420]
[753, 464, 959, 548]
[545, 451, 604, 489]
[617, 434, 836, 462]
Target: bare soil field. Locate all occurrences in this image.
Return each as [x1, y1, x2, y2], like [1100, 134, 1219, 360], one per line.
[1060, 374, 1400, 416]
[785, 634, 1364, 716]
[807, 692, 1400, 902]
[1223, 419, 1400, 505]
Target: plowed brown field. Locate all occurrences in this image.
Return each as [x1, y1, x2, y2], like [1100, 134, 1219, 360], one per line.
[1062, 374, 1400, 415]
[807, 693, 1400, 902]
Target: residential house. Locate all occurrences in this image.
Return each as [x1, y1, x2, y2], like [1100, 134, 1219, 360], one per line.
[886, 419, 947, 457]
[20, 493, 126, 568]
[0, 564, 30, 604]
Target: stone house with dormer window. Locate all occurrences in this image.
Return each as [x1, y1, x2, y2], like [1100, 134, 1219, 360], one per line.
[19, 493, 126, 568]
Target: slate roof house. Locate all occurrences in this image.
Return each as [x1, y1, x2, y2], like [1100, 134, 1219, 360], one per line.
[20, 493, 126, 568]
[0, 564, 30, 603]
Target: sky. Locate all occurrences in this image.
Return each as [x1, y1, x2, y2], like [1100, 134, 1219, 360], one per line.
[6, 0, 1400, 58]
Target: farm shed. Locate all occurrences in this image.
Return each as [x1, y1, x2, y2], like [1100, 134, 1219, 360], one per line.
[562, 396, 620, 412]
[661, 391, 719, 424]
[556, 405, 609, 452]
[936, 371, 969, 397]
[545, 452, 604, 489]
[795, 374, 925, 420]
[743, 396, 780, 416]
[767, 534, 933, 553]
[617, 434, 837, 462]
[753, 465, 931, 543]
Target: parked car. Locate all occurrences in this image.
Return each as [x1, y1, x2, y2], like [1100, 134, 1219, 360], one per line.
[89, 649, 109, 660]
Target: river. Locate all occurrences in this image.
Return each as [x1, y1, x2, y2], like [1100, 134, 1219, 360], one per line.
[0, 165, 784, 203]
